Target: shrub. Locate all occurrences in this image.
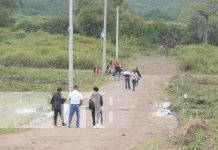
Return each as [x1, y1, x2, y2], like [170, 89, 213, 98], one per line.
[16, 20, 41, 32]
[171, 44, 218, 73]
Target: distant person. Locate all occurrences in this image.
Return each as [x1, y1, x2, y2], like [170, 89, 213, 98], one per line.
[107, 60, 112, 74]
[114, 65, 122, 81]
[67, 85, 83, 128]
[50, 87, 66, 127]
[93, 65, 99, 75]
[135, 67, 142, 86]
[131, 70, 138, 91]
[90, 87, 103, 128]
[123, 69, 131, 90]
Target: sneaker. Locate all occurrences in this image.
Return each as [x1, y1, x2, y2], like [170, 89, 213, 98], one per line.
[99, 125, 105, 129]
[62, 123, 67, 127]
[93, 124, 99, 129]
[53, 125, 57, 128]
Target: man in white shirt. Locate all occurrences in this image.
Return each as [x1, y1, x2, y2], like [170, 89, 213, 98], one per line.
[67, 85, 83, 128]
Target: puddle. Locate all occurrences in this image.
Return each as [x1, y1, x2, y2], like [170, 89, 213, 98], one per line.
[155, 102, 172, 117]
[15, 108, 36, 114]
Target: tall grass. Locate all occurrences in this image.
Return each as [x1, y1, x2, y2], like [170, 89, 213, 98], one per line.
[0, 28, 138, 69]
[168, 75, 218, 149]
[0, 66, 107, 92]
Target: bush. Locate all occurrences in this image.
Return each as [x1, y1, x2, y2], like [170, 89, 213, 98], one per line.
[171, 44, 218, 73]
[42, 17, 68, 35]
[0, 7, 15, 27]
[16, 20, 41, 32]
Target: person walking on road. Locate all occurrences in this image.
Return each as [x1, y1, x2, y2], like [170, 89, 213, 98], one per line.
[123, 69, 131, 90]
[90, 87, 103, 128]
[135, 67, 142, 86]
[67, 85, 83, 128]
[50, 87, 67, 127]
[131, 70, 138, 91]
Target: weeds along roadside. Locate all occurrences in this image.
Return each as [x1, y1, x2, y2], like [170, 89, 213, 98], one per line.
[167, 44, 218, 149]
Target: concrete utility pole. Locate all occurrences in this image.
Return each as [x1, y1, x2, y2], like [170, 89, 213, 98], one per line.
[69, 0, 74, 92]
[116, 6, 119, 60]
[102, 0, 107, 75]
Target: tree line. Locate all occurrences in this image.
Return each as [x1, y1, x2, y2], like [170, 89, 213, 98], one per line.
[0, 0, 218, 47]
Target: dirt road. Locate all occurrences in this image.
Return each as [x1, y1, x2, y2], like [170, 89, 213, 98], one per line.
[0, 56, 177, 150]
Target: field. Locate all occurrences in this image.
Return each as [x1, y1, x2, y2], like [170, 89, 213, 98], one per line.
[0, 28, 138, 69]
[171, 44, 218, 74]
[168, 75, 218, 149]
[166, 44, 218, 149]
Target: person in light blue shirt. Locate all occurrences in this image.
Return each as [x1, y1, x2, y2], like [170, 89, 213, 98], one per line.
[67, 85, 83, 128]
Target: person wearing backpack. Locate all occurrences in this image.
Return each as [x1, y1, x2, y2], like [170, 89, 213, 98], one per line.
[90, 87, 103, 128]
[131, 70, 138, 91]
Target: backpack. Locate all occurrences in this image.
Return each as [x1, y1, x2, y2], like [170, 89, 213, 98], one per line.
[89, 99, 95, 110]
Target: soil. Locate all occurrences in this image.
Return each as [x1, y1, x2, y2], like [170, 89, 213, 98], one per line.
[0, 56, 178, 150]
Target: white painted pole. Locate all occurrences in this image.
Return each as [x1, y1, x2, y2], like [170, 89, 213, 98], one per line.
[69, 0, 74, 92]
[116, 6, 119, 60]
[102, 0, 107, 75]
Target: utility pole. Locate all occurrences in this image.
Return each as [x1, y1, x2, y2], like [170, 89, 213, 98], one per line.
[102, 0, 107, 75]
[116, 6, 119, 60]
[69, 0, 73, 92]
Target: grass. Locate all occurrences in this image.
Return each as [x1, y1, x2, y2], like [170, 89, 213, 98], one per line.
[133, 138, 176, 150]
[167, 75, 218, 150]
[170, 44, 218, 74]
[0, 128, 26, 135]
[0, 28, 138, 69]
[0, 66, 108, 92]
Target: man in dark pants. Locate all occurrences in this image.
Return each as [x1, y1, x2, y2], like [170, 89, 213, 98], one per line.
[135, 67, 142, 86]
[89, 87, 103, 128]
[123, 69, 131, 89]
[50, 87, 66, 127]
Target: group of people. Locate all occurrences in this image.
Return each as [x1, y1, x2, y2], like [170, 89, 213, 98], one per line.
[123, 67, 142, 91]
[106, 60, 142, 91]
[50, 85, 104, 128]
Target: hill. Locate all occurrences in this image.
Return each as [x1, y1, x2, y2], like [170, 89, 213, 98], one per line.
[124, 0, 205, 21]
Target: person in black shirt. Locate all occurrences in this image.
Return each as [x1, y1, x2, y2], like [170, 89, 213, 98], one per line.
[50, 87, 66, 127]
[135, 67, 142, 86]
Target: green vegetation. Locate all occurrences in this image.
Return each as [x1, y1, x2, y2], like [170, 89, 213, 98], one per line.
[0, 128, 26, 135]
[124, 0, 206, 21]
[0, 66, 108, 92]
[0, 28, 137, 69]
[168, 43, 218, 149]
[168, 75, 218, 150]
[171, 44, 218, 74]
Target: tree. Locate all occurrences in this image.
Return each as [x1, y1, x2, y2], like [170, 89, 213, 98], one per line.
[42, 17, 69, 35]
[0, 7, 15, 27]
[0, 0, 18, 13]
[195, 0, 218, 43]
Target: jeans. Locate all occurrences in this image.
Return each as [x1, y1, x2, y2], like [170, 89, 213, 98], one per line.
[132, 79, 137, 91]
[125, 79, 130, 89]
[68, 104, 80, 128]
